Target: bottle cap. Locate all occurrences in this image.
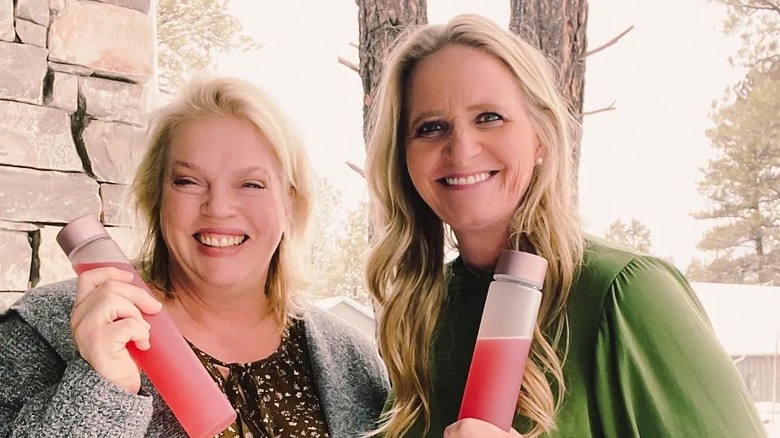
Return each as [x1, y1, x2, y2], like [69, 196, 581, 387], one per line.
[56, 215, 109, 256]
[495, 250, 548, 286]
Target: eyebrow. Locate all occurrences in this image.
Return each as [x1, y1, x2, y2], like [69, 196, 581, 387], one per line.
[170, 160, 201, 172]
[170, 160, 271, 177]
[408, 110, 441, 130]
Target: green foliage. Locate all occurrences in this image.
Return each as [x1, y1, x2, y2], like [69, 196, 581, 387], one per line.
[693, 65, 780, 284]
[156, 0, 259, 95]
[692, 2, 780, 284]
[308, 177, 373, 307]
[714, 0, 779, 69]
[604, 218, 653, 254]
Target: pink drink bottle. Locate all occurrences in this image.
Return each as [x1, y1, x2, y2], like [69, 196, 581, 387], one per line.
[56, 215, 236, 438]
[458, 250, 548, 431]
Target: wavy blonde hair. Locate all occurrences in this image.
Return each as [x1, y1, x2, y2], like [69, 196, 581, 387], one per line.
[364, 14, 584, 437]
[132, 75, 315, 325]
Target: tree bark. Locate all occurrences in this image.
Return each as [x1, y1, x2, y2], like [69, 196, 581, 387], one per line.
[509, 0, 588, 186]
[357, 0, 427, 142]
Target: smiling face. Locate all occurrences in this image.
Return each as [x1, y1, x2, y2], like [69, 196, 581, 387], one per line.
[160, 116, 290, 292]
[404, 44, 544, 240]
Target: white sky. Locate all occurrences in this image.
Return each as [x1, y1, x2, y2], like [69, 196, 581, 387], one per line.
[215, 0, 745, 270]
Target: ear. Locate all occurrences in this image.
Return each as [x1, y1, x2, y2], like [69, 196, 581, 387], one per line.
[533, 137, 547, 165]
[284, 185, 296, 225]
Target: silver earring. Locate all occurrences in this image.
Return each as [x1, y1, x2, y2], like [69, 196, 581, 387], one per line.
[535, 157, 544, 166]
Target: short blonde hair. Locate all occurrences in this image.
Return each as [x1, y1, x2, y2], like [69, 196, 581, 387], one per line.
[132, 75, 314, 324]
[365, 14, 584, 437]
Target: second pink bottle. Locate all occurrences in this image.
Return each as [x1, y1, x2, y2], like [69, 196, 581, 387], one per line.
[458, 250, 547, 431]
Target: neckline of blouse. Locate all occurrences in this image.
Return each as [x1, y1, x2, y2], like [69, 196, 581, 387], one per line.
[187, 322, 296, 370]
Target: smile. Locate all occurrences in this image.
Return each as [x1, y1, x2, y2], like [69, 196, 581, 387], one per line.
[194, 233, 248, 248]
[441, 171, 496, 186]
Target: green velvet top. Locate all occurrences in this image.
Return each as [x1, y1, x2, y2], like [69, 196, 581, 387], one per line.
[386, 239, 765, 437]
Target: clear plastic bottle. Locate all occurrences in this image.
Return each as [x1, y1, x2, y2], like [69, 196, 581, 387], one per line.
[458, 250, 548, 431]
[57, 215, 236, 438]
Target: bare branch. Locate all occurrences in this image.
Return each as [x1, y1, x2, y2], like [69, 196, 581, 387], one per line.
[717, 0, 780, 13]
[350, 42, 359, 50]
[581, 26, 635, 59]
[766, 0, 780, 13]
[338, 56, 360, 73]
[581, 100, 617, 117]
[346, 161, 365, 178]
[751, 53, 780, 65]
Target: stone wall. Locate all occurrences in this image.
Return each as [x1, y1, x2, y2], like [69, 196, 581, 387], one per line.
[0, 0, 155, 311]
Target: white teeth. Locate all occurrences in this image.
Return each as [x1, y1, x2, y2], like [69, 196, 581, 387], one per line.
[196, 234, 246, 248]
[445, 172, 491, 186]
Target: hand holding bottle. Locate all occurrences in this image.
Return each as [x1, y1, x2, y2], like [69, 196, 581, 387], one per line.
[444, 418, 524, 437]
[58, 215, 236, 438]
[70, 266, 162, 393]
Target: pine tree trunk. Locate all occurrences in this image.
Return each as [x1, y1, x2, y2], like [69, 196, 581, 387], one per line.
[509, 0, 588, 186]
[357, 0, 427, 142]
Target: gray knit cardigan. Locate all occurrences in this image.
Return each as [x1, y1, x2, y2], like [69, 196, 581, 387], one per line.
[0, 279, 389, 438]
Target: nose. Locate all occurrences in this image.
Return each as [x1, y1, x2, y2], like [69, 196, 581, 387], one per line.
[443, 123, 481, 164]
[200, 185, 237, 218]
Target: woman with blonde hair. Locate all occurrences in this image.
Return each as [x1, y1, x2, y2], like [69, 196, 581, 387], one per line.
[0, 76, 388, 437]
[364, 14, 763, 438]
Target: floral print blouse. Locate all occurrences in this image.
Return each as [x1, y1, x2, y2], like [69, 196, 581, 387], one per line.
[189, 320, 330, 438]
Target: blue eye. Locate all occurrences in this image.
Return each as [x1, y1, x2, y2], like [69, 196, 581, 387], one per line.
[477, 112, 503, 123]
[416, 120, 447, 137]
[242, 182, 266, 189]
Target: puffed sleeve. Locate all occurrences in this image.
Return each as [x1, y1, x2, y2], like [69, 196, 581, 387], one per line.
[593, 256, 766, 438]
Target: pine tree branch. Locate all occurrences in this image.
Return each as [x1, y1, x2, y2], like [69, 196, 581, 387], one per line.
[717, 0, 780, 13]
[694, 210, 743, 220]
[350, 42, 359, 50]
[580, 26, 634, 59]
[750, 53, 780, 66]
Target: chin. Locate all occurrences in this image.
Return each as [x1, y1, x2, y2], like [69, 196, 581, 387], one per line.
[447, 215, 489, 230]
[201, 276, 241, 289]
[197, 268, 247, 286]
[449, 216, 509, 237]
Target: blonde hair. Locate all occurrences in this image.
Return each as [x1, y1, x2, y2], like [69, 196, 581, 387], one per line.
[364, 14, 584, 437]
[132, 75, 315, 325]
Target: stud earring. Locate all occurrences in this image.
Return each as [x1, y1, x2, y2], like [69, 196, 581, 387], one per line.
[535, 157, 544, 166]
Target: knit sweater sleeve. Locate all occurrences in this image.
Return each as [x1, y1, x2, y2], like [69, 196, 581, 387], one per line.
[303, 307, 390, 438]
[0, 311, 155, 437]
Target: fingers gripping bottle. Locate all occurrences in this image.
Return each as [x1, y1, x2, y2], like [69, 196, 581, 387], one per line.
[57, 215, 236, 438]
[458, 250, 548, 431]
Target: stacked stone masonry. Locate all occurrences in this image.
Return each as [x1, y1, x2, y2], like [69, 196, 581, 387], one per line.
[0, 0, 154, 312]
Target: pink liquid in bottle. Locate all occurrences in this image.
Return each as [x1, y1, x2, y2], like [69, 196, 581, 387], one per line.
[458, 336, 533, 431]
[74, 261, 236, 438]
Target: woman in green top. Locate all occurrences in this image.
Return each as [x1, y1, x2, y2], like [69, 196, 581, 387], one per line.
[362, 13, 765, 438]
